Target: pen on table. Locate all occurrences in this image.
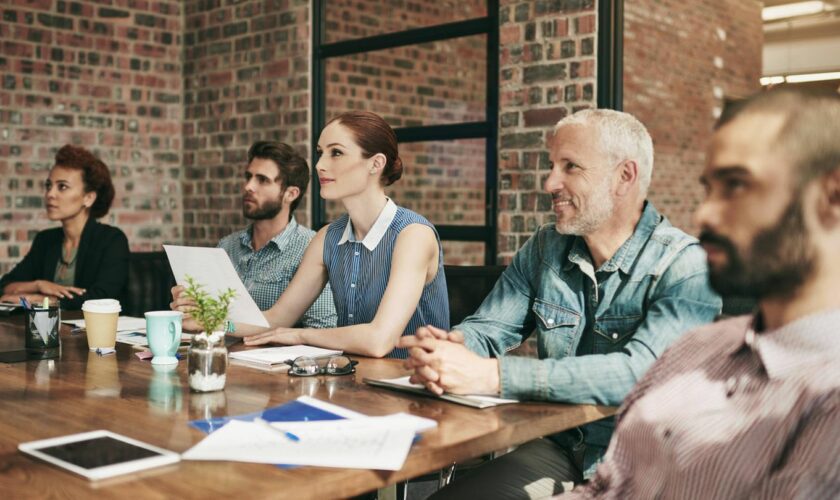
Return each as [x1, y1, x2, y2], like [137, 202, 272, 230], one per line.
[254, 417, 301, 443]
[19, 297, 32, 310]
[95, 347, 116, 356]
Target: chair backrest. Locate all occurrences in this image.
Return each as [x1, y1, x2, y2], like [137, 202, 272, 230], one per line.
[443, 265, 506, 327]
[719, 294, 756, 319]
[122, 251, 177, 317]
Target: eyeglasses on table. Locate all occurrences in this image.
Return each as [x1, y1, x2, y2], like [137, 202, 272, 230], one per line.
[285, 355, 358, 377]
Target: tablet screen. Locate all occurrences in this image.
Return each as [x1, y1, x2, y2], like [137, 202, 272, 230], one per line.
[37, 436, 161, 469]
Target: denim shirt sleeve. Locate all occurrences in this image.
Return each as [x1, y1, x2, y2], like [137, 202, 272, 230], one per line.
[498, 243, 721, 406]
[457, 231, 542, 357]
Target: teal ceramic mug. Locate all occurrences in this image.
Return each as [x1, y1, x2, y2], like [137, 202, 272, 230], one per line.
[145, 311, 183, 365]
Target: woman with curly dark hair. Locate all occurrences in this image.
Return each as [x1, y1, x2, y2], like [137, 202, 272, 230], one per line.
[0, 145, 129, 310]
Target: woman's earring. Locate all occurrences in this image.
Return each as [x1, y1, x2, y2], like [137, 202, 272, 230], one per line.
[369, 168, 377, 175]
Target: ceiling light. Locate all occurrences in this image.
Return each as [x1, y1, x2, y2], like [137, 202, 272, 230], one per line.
[785, 71, 840, 83]
[760, 76, 785, 85]
[762, 1, 825, 21]
[761, 72, 840, 85]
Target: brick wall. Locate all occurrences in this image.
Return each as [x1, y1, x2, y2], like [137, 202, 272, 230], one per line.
[624, 0, 763, 234]
[0, 0, 183, 274]
[496, 0, 598, 263]
[181, 0, 311, 247]
[324, 0, 488, 264]
[1, 0, 764, 275]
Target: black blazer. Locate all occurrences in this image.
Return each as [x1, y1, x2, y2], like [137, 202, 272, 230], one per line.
[0, 219, 129, 310]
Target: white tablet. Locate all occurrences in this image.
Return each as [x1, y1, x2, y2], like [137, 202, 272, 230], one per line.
[18, 430, 180, 480]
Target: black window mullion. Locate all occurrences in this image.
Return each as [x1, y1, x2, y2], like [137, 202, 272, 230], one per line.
[485, 0, 499, 264]
[311, 3, 499, 263]
[395, 122, 489, 143]
[319, 17, 492, 59]
[311, 0, 327, 229]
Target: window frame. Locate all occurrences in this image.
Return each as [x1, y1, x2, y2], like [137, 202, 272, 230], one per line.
[311, 0, 500, 264]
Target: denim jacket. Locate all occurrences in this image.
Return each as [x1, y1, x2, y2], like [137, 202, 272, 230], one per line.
[457, 202, 721, 478]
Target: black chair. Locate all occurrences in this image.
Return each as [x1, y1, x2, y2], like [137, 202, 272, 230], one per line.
[443, 265, 507, 327]
[122, 251, 177, 317]
[720, 295, 756, 319]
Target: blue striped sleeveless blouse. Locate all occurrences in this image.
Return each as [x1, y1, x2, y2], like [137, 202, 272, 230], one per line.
[323, 204, 450, 359]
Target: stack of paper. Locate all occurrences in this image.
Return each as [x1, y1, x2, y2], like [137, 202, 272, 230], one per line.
[229, 345, 343, 372]
[63, 316, 147, 333]
[182, 412, 435, 471]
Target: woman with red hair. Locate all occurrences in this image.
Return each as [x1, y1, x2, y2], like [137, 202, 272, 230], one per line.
[218, 111, 450, 358]
[0, 145, 129, 310]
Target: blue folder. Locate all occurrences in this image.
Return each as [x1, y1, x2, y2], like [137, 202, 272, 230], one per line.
[189, 398, 347, 434]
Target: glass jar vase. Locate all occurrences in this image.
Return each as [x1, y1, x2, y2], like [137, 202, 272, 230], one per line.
[188, 332, 227, 392]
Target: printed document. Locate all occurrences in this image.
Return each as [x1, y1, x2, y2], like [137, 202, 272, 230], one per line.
[182, 415, 428, 470]
[62, 316, 147, 333]
[163, 245, 269, 328]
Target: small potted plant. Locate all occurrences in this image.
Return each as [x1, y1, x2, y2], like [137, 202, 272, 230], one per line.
[182, 275, 236, 393]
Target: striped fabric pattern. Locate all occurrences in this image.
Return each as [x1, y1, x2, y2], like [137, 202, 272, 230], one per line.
[563, 309, 840, 499]
[218, 219, 337, 328]
[323, 205, 449, 359]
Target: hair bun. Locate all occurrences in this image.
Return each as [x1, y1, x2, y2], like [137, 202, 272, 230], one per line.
[385, 156, 403, 186]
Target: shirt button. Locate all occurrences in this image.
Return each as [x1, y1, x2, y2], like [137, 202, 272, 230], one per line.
[348, 313, 354, 318]
[547, 318, 555, 325]
[354, 251, 360, 256]
[725, 376, 737, 397]
[350, 283, 356, 288]
[611, 333, 618, 340]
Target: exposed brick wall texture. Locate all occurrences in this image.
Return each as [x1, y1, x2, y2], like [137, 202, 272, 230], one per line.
[323, 1, 488, 264]
[182, 0, 311, 247]
[623, 0, 763, 234]
[0, 0, 183, 274]
[497, 0, 598, 264]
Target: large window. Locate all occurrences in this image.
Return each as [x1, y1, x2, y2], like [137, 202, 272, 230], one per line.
[312, 0, 499, 264]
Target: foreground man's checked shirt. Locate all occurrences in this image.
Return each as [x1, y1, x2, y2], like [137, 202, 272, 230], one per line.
[562, 88, 840, 499]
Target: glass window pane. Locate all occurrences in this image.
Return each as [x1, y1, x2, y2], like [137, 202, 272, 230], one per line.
[323, 138, 486, 227]
[325, 0, 488, 44]
[325, 35, 487, 127]
[443, 241, 485, 265]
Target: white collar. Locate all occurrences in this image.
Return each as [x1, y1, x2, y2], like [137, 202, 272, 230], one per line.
[338, 198, 398, 251]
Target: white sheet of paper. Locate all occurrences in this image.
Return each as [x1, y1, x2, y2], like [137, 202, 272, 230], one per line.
[33, 312, 57, 344]
[229, 346, 342, 365]
[163, 245, 269, 328]
[62, 316, 147, 333]
[116, 331, 192, 347]
[384, 376, 519, 405]
[182, 416, 421, 470]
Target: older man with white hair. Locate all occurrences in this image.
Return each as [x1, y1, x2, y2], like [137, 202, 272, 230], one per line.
[399, 109, 721, 498]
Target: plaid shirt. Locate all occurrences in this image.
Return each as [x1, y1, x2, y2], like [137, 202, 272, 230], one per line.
[218, 219, 336, 329]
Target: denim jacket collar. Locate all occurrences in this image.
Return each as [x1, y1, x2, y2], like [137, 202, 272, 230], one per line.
[564, 202, 661, 275]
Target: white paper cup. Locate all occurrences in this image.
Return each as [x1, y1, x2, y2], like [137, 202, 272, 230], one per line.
[82, 299, 121, 351]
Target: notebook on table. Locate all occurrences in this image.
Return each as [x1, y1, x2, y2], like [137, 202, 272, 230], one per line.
[228, 345, 342, 372]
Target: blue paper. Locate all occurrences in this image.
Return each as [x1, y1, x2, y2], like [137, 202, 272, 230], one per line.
[189, 399, 346, 434]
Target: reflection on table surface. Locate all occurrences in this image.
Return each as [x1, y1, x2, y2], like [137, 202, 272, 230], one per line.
[0, 313, 615, 498]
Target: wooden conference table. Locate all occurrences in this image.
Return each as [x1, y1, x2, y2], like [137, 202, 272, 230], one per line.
[0, 314, 615, 499]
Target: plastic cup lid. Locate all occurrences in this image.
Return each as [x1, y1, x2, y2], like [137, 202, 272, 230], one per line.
[81, 299, 121, 314]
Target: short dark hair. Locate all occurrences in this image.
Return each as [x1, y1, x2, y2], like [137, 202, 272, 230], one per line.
[247, 141, 310, 215]
[326, 111, 403, 186]
[716, 88, 840, 189]
[54, 144, 114, 219]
